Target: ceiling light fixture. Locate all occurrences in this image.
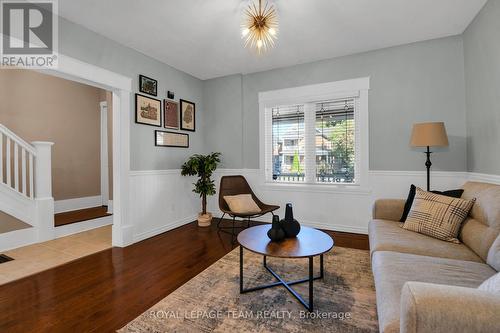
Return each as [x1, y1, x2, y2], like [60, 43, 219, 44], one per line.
[241, 0, 278, 54]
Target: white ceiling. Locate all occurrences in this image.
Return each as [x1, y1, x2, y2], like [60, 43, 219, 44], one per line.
[58, 0, 487, 80]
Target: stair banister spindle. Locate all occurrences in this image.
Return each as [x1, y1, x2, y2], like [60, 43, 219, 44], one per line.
[29, 153, 34, 199]
[14, 143, 19, 191]
[21, 148, 27, 195]
[6, 137, 11, 187]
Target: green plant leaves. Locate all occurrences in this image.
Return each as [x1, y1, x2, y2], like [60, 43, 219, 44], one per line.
[181, 152, 221, 196]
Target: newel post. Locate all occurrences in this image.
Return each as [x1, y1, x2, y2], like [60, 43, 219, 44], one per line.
[32, 141, 55, 242]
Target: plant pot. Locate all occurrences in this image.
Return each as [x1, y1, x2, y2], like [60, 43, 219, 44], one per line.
[197, 212, 212, 227]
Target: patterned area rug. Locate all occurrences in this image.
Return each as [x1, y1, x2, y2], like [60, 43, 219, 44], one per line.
[118, 246, 378, 333]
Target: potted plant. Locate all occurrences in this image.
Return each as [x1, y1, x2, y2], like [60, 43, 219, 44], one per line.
[181, 152, 221, 227]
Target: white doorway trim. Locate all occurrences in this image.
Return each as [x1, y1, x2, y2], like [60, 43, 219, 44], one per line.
[99, 101, 109, 207]
[37, 54, 133, 247]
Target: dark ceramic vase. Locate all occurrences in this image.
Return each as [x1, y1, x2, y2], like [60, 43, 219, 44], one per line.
[267, 215, 285, 242]
[280, 203, 301, 238]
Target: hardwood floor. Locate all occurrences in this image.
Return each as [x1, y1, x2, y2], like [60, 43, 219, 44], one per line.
[54, 206, 111, 227]
[0, 219, 368, 333]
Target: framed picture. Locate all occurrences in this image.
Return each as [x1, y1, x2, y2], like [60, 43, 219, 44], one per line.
[135, 94, 161, 127]
[180, 99, 195, 132]
[139, 75, 158, 96]
[155, 130, 189, 148]
[164, 100, 179, 129]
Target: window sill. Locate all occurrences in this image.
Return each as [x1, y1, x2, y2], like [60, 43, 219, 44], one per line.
[261, 181, 372, 195]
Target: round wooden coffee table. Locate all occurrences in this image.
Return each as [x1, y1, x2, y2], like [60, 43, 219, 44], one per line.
[237, 225, 334, 311]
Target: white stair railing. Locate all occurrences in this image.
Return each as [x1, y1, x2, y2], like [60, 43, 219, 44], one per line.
[0, 124, 37, 199]
[0, 123, 55, 245]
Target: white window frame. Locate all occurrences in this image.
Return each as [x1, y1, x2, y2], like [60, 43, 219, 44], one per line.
[259, 77, 370, 193]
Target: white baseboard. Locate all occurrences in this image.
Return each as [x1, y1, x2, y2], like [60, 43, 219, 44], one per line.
[300, 220, 368, 234]
[55, 215, 113, 238]
[114, 225, 135, 247]
[0, 228, 37, 252]
[213, 213, 368, 235]
[107, 200, 113, 214]
[54, 195, 103, 213]
[133, 214, 198, 243]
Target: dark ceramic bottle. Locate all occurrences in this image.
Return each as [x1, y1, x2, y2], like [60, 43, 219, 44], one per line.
[267, 215, 285, 242]
[280, 203, 301, 238]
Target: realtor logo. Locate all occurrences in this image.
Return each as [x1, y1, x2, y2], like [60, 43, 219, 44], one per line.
[1, 0, 58, 68]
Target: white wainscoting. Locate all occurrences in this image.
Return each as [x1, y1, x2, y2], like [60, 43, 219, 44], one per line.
[54, 195, 103, 213]
[129, 170, 199, 243]
[126, 168, 499, 245]
[207, 169, 471, 235]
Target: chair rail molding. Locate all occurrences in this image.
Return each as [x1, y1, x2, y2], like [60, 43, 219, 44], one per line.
[468, 172, 500, 185]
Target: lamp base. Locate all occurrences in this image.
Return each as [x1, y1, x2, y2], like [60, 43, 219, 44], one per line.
[425, 146, 432, 192]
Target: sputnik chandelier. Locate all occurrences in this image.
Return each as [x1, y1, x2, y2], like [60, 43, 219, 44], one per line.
[241, 0, 278, 53]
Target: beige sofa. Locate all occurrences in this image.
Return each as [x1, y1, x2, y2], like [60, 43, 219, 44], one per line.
[369, 181, 500, 333]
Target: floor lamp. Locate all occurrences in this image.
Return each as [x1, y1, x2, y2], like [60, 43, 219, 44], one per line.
[410, 122, 449, 191]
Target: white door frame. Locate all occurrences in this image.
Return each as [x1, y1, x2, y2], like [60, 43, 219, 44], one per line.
[37, 54, 133, 247]
[99, 101, 109, 208]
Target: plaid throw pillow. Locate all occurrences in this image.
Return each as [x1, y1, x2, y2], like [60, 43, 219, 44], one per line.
[402, 187, 475, 243]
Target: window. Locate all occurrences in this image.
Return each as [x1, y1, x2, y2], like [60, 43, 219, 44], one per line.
[260, 77, 369, 187]
[272, 105, 305, 182]
[315, 99, 355, 183]
[271, 99, 355, 184]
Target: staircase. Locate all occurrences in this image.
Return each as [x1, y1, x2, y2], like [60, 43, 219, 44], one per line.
[0, 124, 54, 251]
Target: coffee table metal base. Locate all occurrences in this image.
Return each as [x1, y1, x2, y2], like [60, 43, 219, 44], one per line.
[239, 246, 324, 312]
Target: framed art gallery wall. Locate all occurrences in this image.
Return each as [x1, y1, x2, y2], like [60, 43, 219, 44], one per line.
[135, 94, 162, 127]
[164, 100, 179, 130]
[57, 15, 206, 171]
[180, 99, 196, 132]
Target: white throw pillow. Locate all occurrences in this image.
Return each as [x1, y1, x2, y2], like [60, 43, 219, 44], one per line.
[224, 194, 261, 214]
[478, 272, 500, 293]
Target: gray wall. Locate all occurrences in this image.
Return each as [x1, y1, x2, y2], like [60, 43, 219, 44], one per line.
[58, 12, 492, 174]
[58, 17, 205, 170]
[203, 74, 244, 168]
[204, 36, 468, 171]
[463, 0, 500, 175]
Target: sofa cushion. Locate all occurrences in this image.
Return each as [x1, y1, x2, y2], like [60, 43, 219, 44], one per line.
[372, 251, 496, 333]
[462, 181, 500, 226]
[460, 182, 500, 261]
[460, 218, 500, 263]
[478, 272, 500, 293]
[401, 282, 500, 333]
[402, 188, 475, 243]
[369, 219, 482, 263]
[487, 233, 500, 271]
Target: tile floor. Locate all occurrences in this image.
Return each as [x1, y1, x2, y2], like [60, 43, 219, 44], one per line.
[0, 225, 112, 285]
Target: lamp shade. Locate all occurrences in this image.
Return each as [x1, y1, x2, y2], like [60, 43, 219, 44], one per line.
[410, 122, 449, 147]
